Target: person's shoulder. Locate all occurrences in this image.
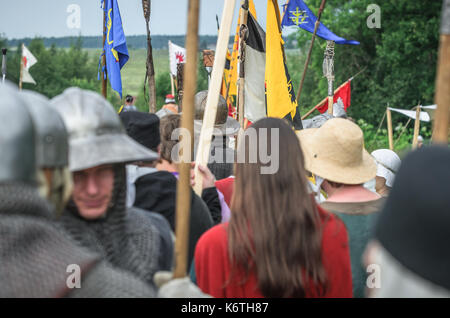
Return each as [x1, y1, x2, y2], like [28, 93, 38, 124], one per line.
[137, 169, 177, 185]
[197, 223, 228, 247]
[317, 204, 348, 238]
[128, 207, 171, 230]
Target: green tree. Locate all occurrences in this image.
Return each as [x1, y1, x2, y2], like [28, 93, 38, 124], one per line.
[291, 0, 441, 125]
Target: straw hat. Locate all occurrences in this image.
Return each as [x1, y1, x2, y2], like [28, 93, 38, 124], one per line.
[296, 118, 376, 184]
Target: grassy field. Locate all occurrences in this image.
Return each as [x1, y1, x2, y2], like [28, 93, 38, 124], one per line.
[86, 48, 171, 96]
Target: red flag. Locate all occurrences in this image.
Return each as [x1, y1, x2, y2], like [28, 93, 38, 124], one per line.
[317, 80, 351, 113]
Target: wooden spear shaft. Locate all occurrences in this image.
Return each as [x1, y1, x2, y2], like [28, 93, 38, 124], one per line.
[170, 74, 175, 96]
[386, 107, 394, 150]
[19, 44, 24, 91]
[173, 0, 200, 279]
[432, 0, 450, 144]
[412, 104, 421, 148]
[296, 0, 327, 104]
[193, 0, 237, 196]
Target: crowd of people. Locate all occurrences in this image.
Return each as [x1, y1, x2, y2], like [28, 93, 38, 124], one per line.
[1, 81, 449, 298]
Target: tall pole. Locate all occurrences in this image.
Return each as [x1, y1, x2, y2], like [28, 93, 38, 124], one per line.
[173, 0, 200, 279]
[386, 107, 394, 150]
[143, 0, 157, 113]
[193, 0, 237, 195]
[237, 0, 249, 130]
[323, 40, 335, 115]
[1, 48, 7, 84]
[412, 104, 421, 148]
[19, 44, 24, 91]
[432, 0, 450, 144]
[296, 0, 327, 104]
[101, 7, 107, 99]
[170, 74, 175, 96]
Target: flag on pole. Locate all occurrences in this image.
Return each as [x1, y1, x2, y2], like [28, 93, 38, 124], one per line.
[168, 41, 186, 77]
[387, 107, 431, 122]
[226, 1, 257, 114]
[316, 80, 352, 113]
[103, 0, 129, 98]
[281, 0, 360, 45]
[266, 0, 299, 123]
[244, 12, 266, 123]
[22, 44, 37, 84]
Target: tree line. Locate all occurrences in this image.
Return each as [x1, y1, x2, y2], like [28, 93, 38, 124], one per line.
[0, 0, 441, 140]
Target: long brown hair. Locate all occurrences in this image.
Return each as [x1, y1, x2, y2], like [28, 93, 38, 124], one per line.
[228, 117, 327, 297]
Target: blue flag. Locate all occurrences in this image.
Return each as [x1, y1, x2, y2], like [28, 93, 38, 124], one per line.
[102, 0, 129, 97]
[281, 0, 359, 45]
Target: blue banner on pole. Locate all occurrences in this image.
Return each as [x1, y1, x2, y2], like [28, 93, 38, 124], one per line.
[102, 0, 129, 97]
[281, 0, 360, 45]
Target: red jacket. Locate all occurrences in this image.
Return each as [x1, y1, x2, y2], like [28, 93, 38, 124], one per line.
[194, 205, 353, 298]
[215, 176, 235, 207]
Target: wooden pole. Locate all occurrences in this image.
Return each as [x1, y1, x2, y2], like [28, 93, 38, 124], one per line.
[386, 107, 394, 150]
[412, 104, 421, 148]
[296, 0, 327, 104]
[432, 0, 450, 144]
[193, 0, 237, 196]
[301, 80, 348, 120]
[237, 0, 249, 130]
[19, 44, 24, 91]
[173, 0, 200, 279]
[101, 8, 107, 99]
[170, 74, 175, 96]
[143, 0, 157, 113]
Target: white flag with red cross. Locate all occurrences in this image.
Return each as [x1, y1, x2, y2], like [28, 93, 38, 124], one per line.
[168, 40, 186, 77]
[22, 44, 37, 84]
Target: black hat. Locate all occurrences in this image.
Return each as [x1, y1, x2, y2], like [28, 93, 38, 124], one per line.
[119, 111, 160, 152]
[375, 145, 450, 291]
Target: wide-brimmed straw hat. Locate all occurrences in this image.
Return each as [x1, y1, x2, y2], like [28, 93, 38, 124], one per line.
[296, 118, 376, 185]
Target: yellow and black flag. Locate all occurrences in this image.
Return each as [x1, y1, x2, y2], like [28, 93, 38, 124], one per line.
[265, 0, 302, 129]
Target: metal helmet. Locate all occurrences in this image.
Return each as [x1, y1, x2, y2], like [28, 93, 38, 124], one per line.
[193, 90, 240, 136]
[50, 87, 157, 171]
[194, 90, 228, 124]
[0, 82, 36, 183]
[20, 90, 69, 168]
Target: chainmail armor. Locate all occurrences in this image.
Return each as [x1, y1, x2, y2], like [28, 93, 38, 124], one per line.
[60, 164, 162, 286]
[0, 183, 155, 297]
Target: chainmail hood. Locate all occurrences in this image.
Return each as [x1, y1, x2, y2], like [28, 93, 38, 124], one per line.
[60, 164, 162, 286]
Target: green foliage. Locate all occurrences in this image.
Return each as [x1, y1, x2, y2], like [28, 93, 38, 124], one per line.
[358, 117, 433, 155]
[7, 35, 233, 50]
[290, 0, 441, 124]
[2, 36, 99, 98]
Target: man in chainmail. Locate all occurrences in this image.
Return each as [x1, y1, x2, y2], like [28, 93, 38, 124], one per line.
[20, 90, 73, 215]
[0, 82, 155, 297]
[50, 88, 174, 288]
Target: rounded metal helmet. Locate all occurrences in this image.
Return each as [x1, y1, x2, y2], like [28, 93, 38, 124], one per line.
[194, 90, 240, 136]
[20, 90, 69, 169]
[50, 87, 158, 171]
[194, 90, 228, 124]
[0, 82, 36, 183]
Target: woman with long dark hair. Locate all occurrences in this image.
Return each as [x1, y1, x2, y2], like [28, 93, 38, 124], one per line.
[194, 117, 353, 297]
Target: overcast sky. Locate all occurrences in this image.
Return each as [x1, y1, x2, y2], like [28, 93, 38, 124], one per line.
[0, 0, 296, 39]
